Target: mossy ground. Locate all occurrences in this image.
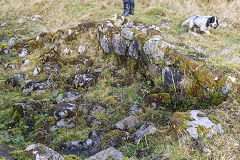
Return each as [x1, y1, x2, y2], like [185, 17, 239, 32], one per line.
[0, 0, 240, 159]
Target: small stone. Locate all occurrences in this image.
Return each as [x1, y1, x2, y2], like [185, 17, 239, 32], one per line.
[129, 105, 143, 115]
[63, 48, 73, 54]
[50, 126, 58, 131]
[68, 29, 73, 35]
[93, 67, 104, 73]
[31, 15, 41, 21]
[1, 22, 7, 27]
[33, 66, 41, 76]
[78, 45, 87, 53]
[17, 18, 24, 24]
[8, 38, 15, 48]
[132, 122, 157, 143]
[21, 59, 31, 67]
[19, 48, 28, 57]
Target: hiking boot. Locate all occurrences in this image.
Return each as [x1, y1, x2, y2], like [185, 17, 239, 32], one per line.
[129, 1, 134, 15]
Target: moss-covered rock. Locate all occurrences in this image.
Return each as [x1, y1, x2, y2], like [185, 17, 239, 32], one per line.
[145, 93, 171, 108]
[101, 129, 129, 147]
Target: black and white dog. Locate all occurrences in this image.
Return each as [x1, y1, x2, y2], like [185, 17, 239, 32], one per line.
[182, 15, 219, 35]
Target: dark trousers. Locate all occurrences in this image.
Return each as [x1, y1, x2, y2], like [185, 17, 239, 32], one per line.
[123, 0, 134, 14]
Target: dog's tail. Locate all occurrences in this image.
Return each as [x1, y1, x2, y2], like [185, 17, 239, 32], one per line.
[182, 18, 190, 27]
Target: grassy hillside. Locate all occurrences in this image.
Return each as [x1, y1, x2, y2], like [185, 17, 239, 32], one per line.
[0, 0, 240, 160]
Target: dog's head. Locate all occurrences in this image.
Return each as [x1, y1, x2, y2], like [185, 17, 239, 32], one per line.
[207, 16, 219, 29]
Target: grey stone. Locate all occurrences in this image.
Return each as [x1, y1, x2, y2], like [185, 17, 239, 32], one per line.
[1, 22, 7, 27]
[114, 115, 140, 131]
[143, 36, 164, 63]
[25, 144, 64, 160]
[31, 15, 41, 21]
[67, 73, 97, 89]
[121, 28, 134, 40]
[221, 76, 236, 96]
[93, 67, 104, 73]
[54, 91, 83, 104]
[59, 138, 102, 157]
[132, 122, 157, 143]
[100, 35, 112, 54]
[110, 14, 125, 27]
[189, 45, 206, 54]
[129, 105, 143, 115]
[33, 66, 41, 76]
[78, 45, 87, 53]
[8, 38, 15, 48]
[54, 103, 77, 120]
[112, 33, 127, 56]
[85, 147, 124, 160]
[17, 18, 24, 24]
[12, 73, 28, 81]
[50, 126, 58, 131]
[162, 67, 184, 88]
[21, 59, 31, 67]
[187, 110, 224, 139]
[128, 38, 141, 59]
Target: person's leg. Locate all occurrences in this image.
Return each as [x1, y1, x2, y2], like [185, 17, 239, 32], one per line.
[122, 0, 129, 16]
[129, 0, 134, 15]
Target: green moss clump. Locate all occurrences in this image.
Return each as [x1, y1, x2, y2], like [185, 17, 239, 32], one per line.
[63, 155, 80, 160]
[10, 150, 33, 160]
[197, 125, 208, 137]
[145, 93, 171, 107]
[101, 129, 128, 147]
[169, 111, 193, 137]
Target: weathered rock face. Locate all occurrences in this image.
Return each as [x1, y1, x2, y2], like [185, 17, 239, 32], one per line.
[112, 33, 127, 56]
[113, 115, 140, 131]
[22, 79, 55, 94]
[170, 110, 224, 139]
[162, 67, 184, 88]
[5, 73, 29, 87]
[66, 73, 97, 89]
[50, 90, 83, 104]
[54, 103, 77, 128]
[97, 15, 237, 107]
[25, 144, 65, 160]
[13, 99, 50, 118]
[132, 122, 157, 143]
[58, 138, 102, 157]
[85, 147, 124, 160]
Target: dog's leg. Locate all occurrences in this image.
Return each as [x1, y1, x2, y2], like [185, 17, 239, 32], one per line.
[200, 26, 210, 35]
